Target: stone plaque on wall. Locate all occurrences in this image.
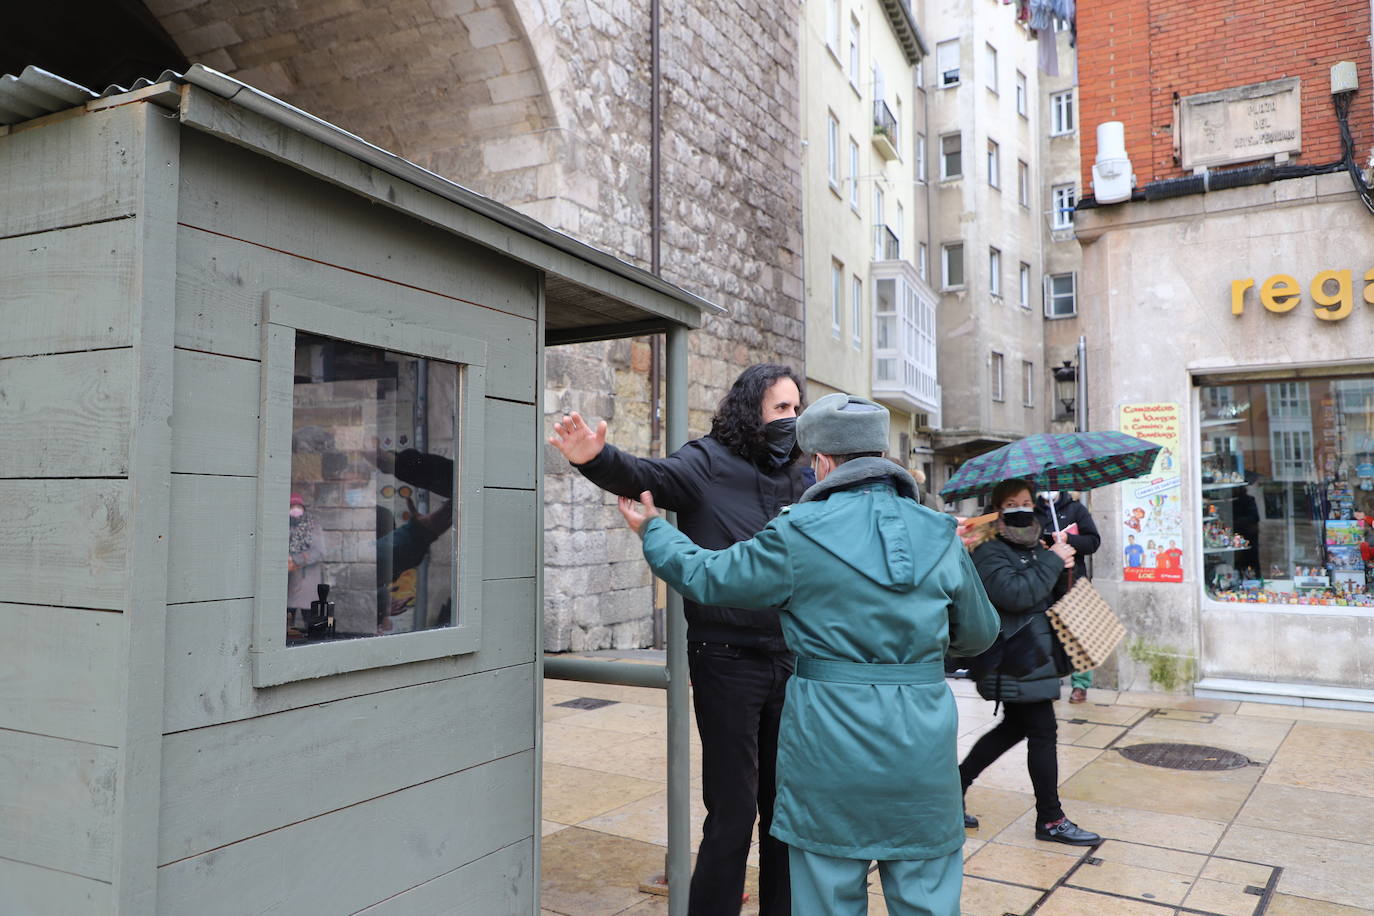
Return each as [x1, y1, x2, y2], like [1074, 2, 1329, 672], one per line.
[1176, 77, 1301, 171]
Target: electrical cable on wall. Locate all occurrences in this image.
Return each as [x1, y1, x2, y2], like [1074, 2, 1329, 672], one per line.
[1333, 89, 1374, 216]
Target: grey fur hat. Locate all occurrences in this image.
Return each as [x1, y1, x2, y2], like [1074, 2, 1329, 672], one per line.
[797, 392, 889, 456]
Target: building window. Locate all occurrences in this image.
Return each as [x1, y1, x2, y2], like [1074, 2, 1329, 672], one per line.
[915, 58, 924, 89]
[827, 0, 841, 54]
[831, 260, 844, 334]
[895, 201, 904, 250]
[1052, 184, 1077, 230]
[916, 132, 927, 182]
[852, 274, 863, 347]
[918, 242, 928, 282]
[1019, 262, 1031, 308]
[984, 42, 998, 93]
[1051, 89, 1076, 136]
[936, 39, 959, 87]
[1022, 360, 1034, 407]
[848, 16, 860, 87]
[253, 294, 486, 685]
[827, 113, 840, 190]
[986, 139, 1000, 189]
[1196, 375, 1374, 606]
[989, 247, 1001, 296]
[940, 132, 961, 179]
[942, 242, 964, 289]
[873, 186, 886, 260]
[1015, 70, 1027, 116]
[1046, 272, 1076, 317]
[990, 351, 1005, 402]
[1017, 160, 1030, 208]
[849, 139, 860, 209]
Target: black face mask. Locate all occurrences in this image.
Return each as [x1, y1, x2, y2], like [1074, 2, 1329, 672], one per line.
[1001, 507, 1037, 527]
[764, 417, 797, 467]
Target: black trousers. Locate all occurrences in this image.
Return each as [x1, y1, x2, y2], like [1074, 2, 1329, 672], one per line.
[958, 699, 1065, 825]
[687, 642, 793, 916]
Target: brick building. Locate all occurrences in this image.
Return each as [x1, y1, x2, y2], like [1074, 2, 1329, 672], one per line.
[1073, 0, 1374, 705]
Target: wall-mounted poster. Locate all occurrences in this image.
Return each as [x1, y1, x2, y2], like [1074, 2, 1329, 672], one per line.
[1120, 403, 1185, 583]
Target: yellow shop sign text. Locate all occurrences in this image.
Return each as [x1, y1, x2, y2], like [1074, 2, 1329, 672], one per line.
[1231, 269, 1374, 321]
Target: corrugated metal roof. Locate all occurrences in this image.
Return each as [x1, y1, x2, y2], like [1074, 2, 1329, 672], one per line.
[0, 64, 725, 329]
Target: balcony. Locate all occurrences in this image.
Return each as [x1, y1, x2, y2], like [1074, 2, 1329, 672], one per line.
[874, 225, 900, 262]
[871, 265, 942, 421]
[872, 99, 899, 161]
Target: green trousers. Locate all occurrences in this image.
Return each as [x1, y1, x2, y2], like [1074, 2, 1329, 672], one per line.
[787, 845, 962, 916]
[1071, 669, 1094, 690]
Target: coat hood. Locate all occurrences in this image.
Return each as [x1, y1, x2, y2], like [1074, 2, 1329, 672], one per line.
[791, 457, 957, 591]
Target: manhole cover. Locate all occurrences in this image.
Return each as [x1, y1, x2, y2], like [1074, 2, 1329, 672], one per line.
[1118, 742, 1250, 770]
[555, 697, 618, 711]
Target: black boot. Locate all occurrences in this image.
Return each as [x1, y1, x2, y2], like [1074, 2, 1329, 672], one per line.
[1035, 818, 1099, 846]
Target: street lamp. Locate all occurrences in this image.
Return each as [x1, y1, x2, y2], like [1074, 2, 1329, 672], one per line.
[1052, 360, 1077, 422]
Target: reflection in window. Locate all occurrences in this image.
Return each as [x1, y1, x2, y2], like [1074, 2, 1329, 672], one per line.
[1200, 375, 1374, 607]
[287, 333, 459, 644]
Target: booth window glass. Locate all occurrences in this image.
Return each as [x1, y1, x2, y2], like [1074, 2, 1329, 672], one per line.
[1199, 374, 1374, 607]
[287, 332, 460, 644]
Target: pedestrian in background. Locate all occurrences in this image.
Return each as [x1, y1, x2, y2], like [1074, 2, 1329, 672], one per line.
[959, 479, 1101, 846]
[549, 364, 811, 916]
[619, 392, 1000, 916]
[1035, 490, 1101, 703]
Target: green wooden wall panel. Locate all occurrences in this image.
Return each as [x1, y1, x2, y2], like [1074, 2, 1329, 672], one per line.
[0, 480, 129, 610]
[351, 839, 532, 915]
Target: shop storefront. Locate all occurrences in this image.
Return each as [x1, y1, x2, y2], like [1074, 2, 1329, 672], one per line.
[1076, 173, 1374, 706]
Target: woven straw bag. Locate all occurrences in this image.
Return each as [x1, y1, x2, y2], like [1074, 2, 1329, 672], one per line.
[1045, 578, 1125, 673]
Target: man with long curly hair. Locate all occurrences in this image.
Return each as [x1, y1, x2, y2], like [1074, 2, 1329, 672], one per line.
[549, 364, 811, 916]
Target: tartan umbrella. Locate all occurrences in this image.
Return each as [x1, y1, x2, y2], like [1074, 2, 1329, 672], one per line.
[939, 431, 1163, 505]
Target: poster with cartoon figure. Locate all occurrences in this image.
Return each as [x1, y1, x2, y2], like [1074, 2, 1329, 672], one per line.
[1120, 403, 1185, 583]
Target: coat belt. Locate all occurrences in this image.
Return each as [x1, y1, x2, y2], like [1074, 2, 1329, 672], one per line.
[794, 657, 945, 685]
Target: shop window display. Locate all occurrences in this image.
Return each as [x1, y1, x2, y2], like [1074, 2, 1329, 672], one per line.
[1200, 375, 1374, 607]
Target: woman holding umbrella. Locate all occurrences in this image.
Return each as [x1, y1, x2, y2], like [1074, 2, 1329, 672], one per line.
[958, 478, 1101, 846]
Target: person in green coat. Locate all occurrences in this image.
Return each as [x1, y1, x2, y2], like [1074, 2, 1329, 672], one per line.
[958, 478, 1101, 846]
[617, 393, 1001, 916]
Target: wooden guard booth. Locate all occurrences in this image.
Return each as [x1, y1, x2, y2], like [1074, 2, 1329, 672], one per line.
[0, 66, 720, 915]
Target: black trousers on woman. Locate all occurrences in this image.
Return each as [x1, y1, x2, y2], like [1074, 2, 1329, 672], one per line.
[687, 642, 793, 916]
[958, 699, 1065, 824]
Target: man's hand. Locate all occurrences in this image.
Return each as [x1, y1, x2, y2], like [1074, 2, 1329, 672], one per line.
[549, 411, 608, 465]
[618, 491, 662, 536]
[955, 517, 979, 550]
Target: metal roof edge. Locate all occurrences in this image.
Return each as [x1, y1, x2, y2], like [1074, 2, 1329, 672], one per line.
[178, 65, 725, 321]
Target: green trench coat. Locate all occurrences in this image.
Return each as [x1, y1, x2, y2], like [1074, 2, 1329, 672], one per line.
[640, 460, 1000, 861]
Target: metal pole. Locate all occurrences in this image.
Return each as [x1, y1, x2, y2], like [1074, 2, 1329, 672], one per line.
[543, 656, 669, 690]
[664, 324, 691, 915]
[1076, 335, 1088, 434]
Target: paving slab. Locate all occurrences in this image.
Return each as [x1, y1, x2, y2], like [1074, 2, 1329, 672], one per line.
[1235, 782, 1374, 845]
[542, 763, 665, 828]
[1095, 839, 1207, 877]
[964, 840, 1078, 889]
[1182, 877, 1266, 916]
[1067, 859, 1195, 905]
[1059, 744, 1262, 821]
[1215, 824, 1374, 910]
[1035, 885, 1170, 915]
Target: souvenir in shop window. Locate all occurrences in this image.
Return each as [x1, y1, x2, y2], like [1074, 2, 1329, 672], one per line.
[1199, 374, 1374, 607]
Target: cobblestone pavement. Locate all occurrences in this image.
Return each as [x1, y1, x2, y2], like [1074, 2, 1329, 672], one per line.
[540, 655, 1374, 915]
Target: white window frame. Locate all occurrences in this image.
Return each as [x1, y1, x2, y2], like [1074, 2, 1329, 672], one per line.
[831, 260, 844, 334]
[936, 39, 960, 87]
[1052, 184, 1077, 230]
[1022, 360, 1035, 407]
[915, 58, 924, 89]
[989, 247, 1001, 296]
[873, 186, 886, 260]
[1015, 70, 1027, 116]
[916, 132, 927, 182]
[918, 242, 929, 282]
[849, 138, 860, 210]
[987, 138, 1000, 189]
[1019, 262, 1031, 308]
[990, 351, 1005, 402]
[1017, 160, 1030, 208]
[984, 42, 999, 93]
[827, 0, 841, 55]
[940, 132, 962, 180]
[1045, 272, 1077, 318]
[942, 242, 964, 290]
[827, 113, 840, 190]
[252, 292, 487, 687]
[848, 17, 861, 87]
[895, 201, 904, 252]
[1051, 89, 1076, 136]
[851, 274, 863, 347]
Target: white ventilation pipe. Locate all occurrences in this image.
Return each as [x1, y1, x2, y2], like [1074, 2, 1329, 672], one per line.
[1092, 121, 1136, 204]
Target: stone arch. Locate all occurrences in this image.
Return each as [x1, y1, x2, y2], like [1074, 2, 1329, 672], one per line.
[146, 0, 573, 209]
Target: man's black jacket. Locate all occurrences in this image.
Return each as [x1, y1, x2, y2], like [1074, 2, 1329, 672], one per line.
[574, 436, 812, 651]
[1034, 492, 1100, 588]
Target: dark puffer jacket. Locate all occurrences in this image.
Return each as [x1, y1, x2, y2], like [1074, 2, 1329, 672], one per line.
[971, 536, 1070, 703]
[574, 436, 812, 651]
[1033, 492, 1100, 588]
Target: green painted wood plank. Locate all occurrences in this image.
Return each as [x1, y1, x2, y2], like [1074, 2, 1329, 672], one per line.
[170, 349, 259, 477]
[0, 349, 131, 477]
[351, 839, 532, 915]
[483, 487, 538, 581]
[0, 480, 129, 610]
[166, 474, 255, 605]
[0, 857, 111, 916]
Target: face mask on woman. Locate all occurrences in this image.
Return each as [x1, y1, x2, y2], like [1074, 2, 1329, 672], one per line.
[999, 506, 1041, 547]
